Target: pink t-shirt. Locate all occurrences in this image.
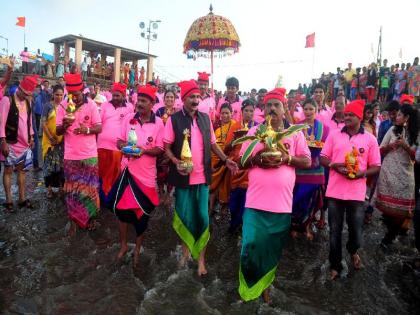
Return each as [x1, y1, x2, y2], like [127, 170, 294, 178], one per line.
[97, 102, 134, 151]
[118, 113, 164, 188]
[324, 116, 345, 134]
[0, 96, 34, 161]
[217, 96, 242, 122]
[56, 100, 101, 160]
[163, 113, 216, 185]
[253, 107, 265, 124]
[174, 96, 183, 110]
[320, 128, 381, 201]
[240, 126, 311, 213]
[293, 104, 305, 122]
[198, 95, 216, 121]
[316, 107, 333, 126]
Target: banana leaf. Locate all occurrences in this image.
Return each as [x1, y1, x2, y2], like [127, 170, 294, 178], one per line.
[265, 136, 273, 149]
[241, 139, 260, 166]
[273, 124, 308, 142]
[232, 135, 258, 146]
[255, 123, 267, 136]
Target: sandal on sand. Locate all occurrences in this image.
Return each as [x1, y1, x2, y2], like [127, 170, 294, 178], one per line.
[330, 269, 339, 280]
[18, 199, 34, 209]
[2, 202, 14, 212]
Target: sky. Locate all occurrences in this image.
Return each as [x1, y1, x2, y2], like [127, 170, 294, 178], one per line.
[1, 0, 419, 91]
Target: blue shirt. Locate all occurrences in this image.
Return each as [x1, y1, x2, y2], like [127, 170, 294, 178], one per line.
[34, 90, 51, 115]
[377, 119, 393, 144]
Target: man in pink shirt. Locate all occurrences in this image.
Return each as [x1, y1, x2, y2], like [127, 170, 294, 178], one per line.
[97, 82, 133, 205]
[253, 88, 267, 123]
[112, 84, 164, 266]
[324, 95, 346, 133]
[0, 75, 37, 211]
[164, 79, 238, 276]
[312, 83, 333, 127]
[217, 77, 242, 122]
[320, 99, 381, 280]
[238, 88, 311, 303]
[56, 73, 102, 235]
[197, 71, 216, 121]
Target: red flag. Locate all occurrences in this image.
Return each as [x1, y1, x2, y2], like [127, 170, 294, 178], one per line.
[16, 17, 26, 27]
[305, 32, 315, 48]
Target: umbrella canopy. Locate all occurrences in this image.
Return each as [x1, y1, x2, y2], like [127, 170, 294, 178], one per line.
[183, 5, 240, 59]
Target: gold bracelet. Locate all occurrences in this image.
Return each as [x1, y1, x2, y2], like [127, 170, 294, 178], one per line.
[287, 155, 292, 165]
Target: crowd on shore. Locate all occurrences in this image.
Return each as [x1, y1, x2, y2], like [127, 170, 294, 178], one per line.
[0, 55, 419, 303]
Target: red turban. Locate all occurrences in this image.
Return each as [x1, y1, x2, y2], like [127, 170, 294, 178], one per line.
[197, 72, 210, 83]
[344, 99, 365, 120]
[64, 73, 83, 92]
[19, 75, 39, 94]
[112, 82, 127, 95]
[137, 84, 157, 102]
[400, 94, 414, 105]
[178, 80, 200, 101]
[263, 88, 287, 104]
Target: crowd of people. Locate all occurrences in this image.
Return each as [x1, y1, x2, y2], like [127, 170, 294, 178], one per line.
[0, 55, 420, 304]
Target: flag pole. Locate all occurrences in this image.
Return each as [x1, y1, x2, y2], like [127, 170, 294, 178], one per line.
[24, 27, 26, 49]
[311, 46, 316, 79]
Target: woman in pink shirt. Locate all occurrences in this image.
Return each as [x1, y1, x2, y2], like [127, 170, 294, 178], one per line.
[97, 83, 133, 205]
[112, 85, 164, 265]
[56, 73, 102, 236]
[238, 88, 311, 303]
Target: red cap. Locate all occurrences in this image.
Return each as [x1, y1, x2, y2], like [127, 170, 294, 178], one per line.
[112, 82, 127, 95]
[19, 75, 39, 94]
[197, 71, 210, 83]
[400, 94, 414, 105]
[263, 88, 287, 104]
[64, 73, 83, 92]
[178, 80, 200, 101]
[344, 99, 365, 120]
[137, 84, 157, 102]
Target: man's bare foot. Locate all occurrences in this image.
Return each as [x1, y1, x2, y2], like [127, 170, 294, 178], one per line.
[290, 230, 298, 238]
[178, 253, 189, 268]
[330, 269, 339, 280]
[262, 288, 271, 304]
[305, 231, 314, 241]
[197, 261, 207, 276]
[117, 244, 128, 260]
[352, 253, 362, 270]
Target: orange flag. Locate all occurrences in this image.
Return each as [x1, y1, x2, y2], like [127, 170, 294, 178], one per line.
[16, 17, 26, 27]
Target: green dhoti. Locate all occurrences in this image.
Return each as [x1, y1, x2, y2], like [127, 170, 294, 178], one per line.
[239, 208, 291, 301]
[173, 184, 210, 260]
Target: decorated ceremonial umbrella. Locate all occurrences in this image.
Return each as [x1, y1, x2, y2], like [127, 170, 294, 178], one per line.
[183, 5, 240, 90]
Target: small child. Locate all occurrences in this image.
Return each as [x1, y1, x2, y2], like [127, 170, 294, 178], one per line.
[381, 110, 389, 121]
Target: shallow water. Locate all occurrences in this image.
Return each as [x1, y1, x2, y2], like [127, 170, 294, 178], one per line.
[0, 171, 419, 314]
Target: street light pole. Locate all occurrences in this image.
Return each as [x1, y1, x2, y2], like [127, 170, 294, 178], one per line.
[140, 20, 161, 55]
